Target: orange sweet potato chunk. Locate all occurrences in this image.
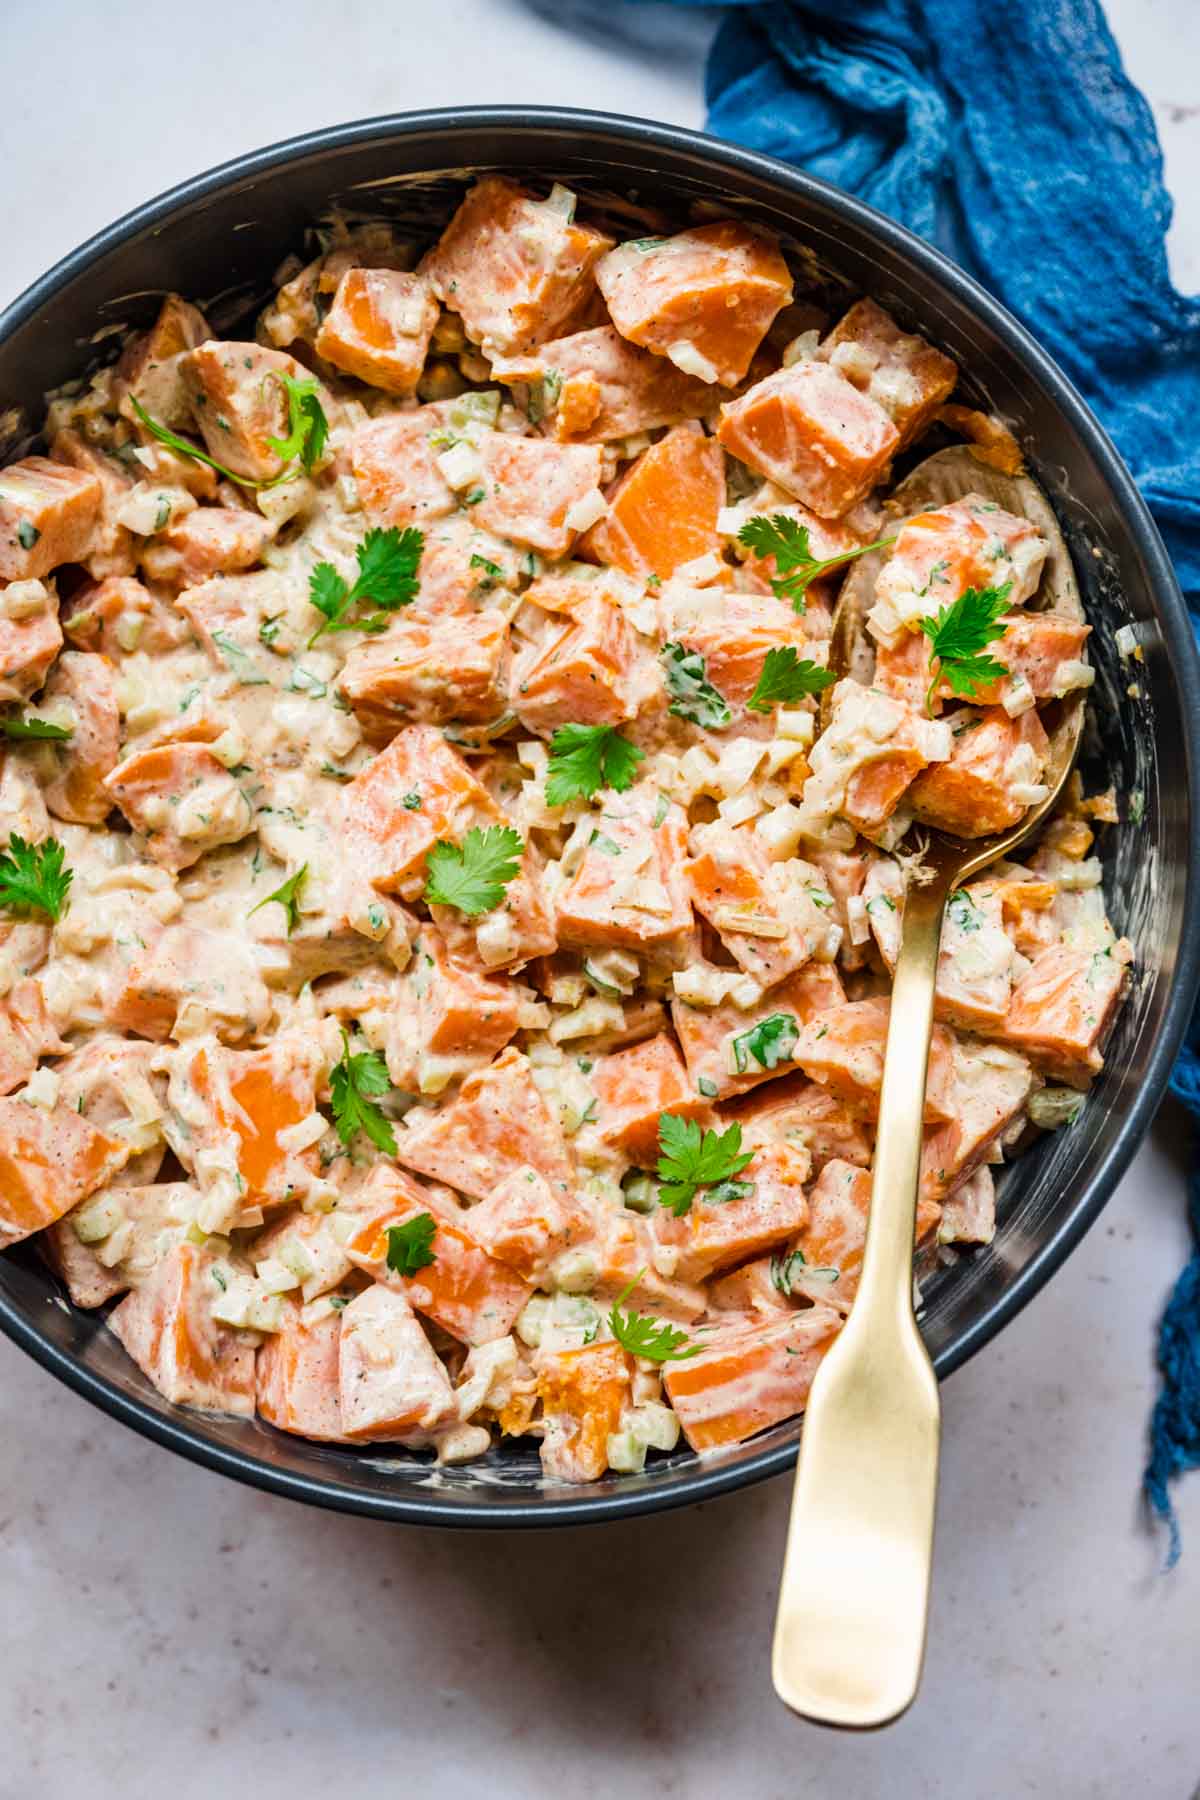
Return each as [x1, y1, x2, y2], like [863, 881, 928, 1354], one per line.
[339, 610, 510, 738]
[0, 1100, 131, 1248]
[817, 298, 957, 450]
[580, 423, 725, 580]
[909, 707, 1049, 838]
[403, 924, 522, 1067]
[555, 788, 693, 951]
[0, 979, 66, 1096]
[108, 1241, 255, 1415]
[1001, 940, 1131, 1086]
[61, 575, 188, 657]
[874, 613, 1090, 713]
[732, 1071, 873, 1173]
[180, 341, 319, 483]
[341, 724, 501, 895]
[420, 176, 614, 358]
[104, 741, 254, 871]
[141, 506, 273, 587]
[596, 221, 793, 386]
[498, 325, 721, 444]
[463, 1166, 592, 1284]
[180, 1035, 322, 1216]
[0, 598, 63, 706]
[653, 1140, 811, 1282]
[717, 360, 898, 520]
[473, 436, 604, 557]
[587, 1033, 711, 1165]
[348, 407, 459, 529]
[792, 997, 956, 1123]
[50, 429, 136, 581]
[511, 588, 652, 735]
[666, 590, 810, 716]
[338, 1284, 457, 1442]
[108, 924, 272, 1045]
[395, 1047, 574, 1200]
[663, 1305, 841, 1451]
[315, 269, 439, 394]
[116, 293, 211, 430]
[537, 1339, 631, 1482]
[782, 1157, 939, 1314]
[671, 961, 847, 1103]
[347, 1167, 531, 1346]
[0, 456, 101, 581]
[40, 650, 120, 825]
[257, 1298, 349, 1442]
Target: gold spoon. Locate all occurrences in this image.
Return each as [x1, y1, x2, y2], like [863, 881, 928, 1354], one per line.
[771, 448, 1086, 1728]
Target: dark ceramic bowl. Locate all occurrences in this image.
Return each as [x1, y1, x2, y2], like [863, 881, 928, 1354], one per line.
[1, 108, 1197, 1526]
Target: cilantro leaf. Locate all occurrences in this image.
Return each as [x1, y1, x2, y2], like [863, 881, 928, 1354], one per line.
[660, 642, 731, 730]
[655, 1114, 754, 1217]
[130, 393, 322, 492]
[0, 714, 73, 742]
[737, 513, 896, 611]
[919, 581, 1012, 712]
[329, 1030, 397, 1155]
[248, 863, 308, 936]
[544, 724, 646, 807]
[731, 1012, 799, 1075]
[307, 526, 424, 645]
[385, 1212, 438, 1275]
[746, 646, 835, 714]
[0, 834, 72, 922]
[267, 371, 329, 475]
[608, 1272, 704, 1362]
[424, 825, 523, 916]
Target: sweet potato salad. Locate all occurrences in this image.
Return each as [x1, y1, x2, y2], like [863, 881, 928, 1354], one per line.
[0, 177, 1130, 1480]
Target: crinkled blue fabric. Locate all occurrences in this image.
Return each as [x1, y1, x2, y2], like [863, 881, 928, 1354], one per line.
[638, 0, 1200, 1557]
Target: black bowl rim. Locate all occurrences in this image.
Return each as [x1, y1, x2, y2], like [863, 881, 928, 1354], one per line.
[2, 105, 1198, 1528]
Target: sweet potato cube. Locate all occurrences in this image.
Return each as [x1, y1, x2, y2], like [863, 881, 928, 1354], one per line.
[687, 820, 835, 989]
[257, 1297, 348, 1442]
[109, 925, 272, 1045]
[665, 588, 810, 716]
[176, 1034, 323, 1217]
[874, 611, 1091, 713]
[793, 997, 956, 1122]
[104, 741, 254, 871]
[315, 269, 438, 393]
[654, 1140, 810, 1283]
[707, 1257, 792, 1316]
[580, 423, 725, 581]
[537, 1339, 631, 1483]
[671, 961, 847, 1103]
[716, 361, 898, 520]
[61, 574, 188, 657]
[341, 724, 500, 895]
[250, 1207, 355, 1306]
[804, 679, 951, 842]
[338, 1284, 457, 1442]
[347, 1168, 531, 1346]
[472, 436, 604, 557]
[0, 456, 101, 581]
[180, 342, 317, 483]
[340, 610, 509, 738]
[733, 1073, 873, 1173]
[0, 979, 66, 1096]
[817, 298, 957, 450]
[394, 1047, 574, 1199]
[108, 1241, 255, 1415]
[428, 839, 557, 974]
[39, 650, 119, 825]
[920, 1039, 1034, 1199]
[141, 506, 272, 587]
[909, 707, 1049, 839]
[783, 1158, 940, 1314]
[597, 221, 792, 386]
[498, 325, 720, 444]
[420, 176, 613, 358]
[585, 1033, 710, 1166]
[348, 408, 458, 529]
[511, 588, 651, 735]
[50, 429, 136, 581]
[116, 293, 211, 430]
[663, 1305, 841, 1451]
[586, 1205, 707, 1323]
[933, 885, 1016, 1032]
[43, 1181, 194, 1311]
[1002, 939, 1131, 1086]
[0, 1100, 130, 1248]
[463, 1166, 591, 1284]
[869, 496, 1049, 646]
[0, 592, 64, 707]
[555, 788, 693, 951]
[390, 925, 521, 1081]
[938, 1165, 996, 1246]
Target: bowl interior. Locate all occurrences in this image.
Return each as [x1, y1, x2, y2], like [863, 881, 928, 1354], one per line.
[1, 112, 1195, 1525]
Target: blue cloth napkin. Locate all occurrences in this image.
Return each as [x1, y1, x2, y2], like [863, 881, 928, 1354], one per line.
[636, 0, 1200, 1557]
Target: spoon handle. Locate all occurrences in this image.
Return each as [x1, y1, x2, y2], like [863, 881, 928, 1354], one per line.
[772, 867, 951, 1728]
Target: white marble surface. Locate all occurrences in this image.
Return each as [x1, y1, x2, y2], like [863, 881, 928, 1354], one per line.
[2, 3, 1198, 1794]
